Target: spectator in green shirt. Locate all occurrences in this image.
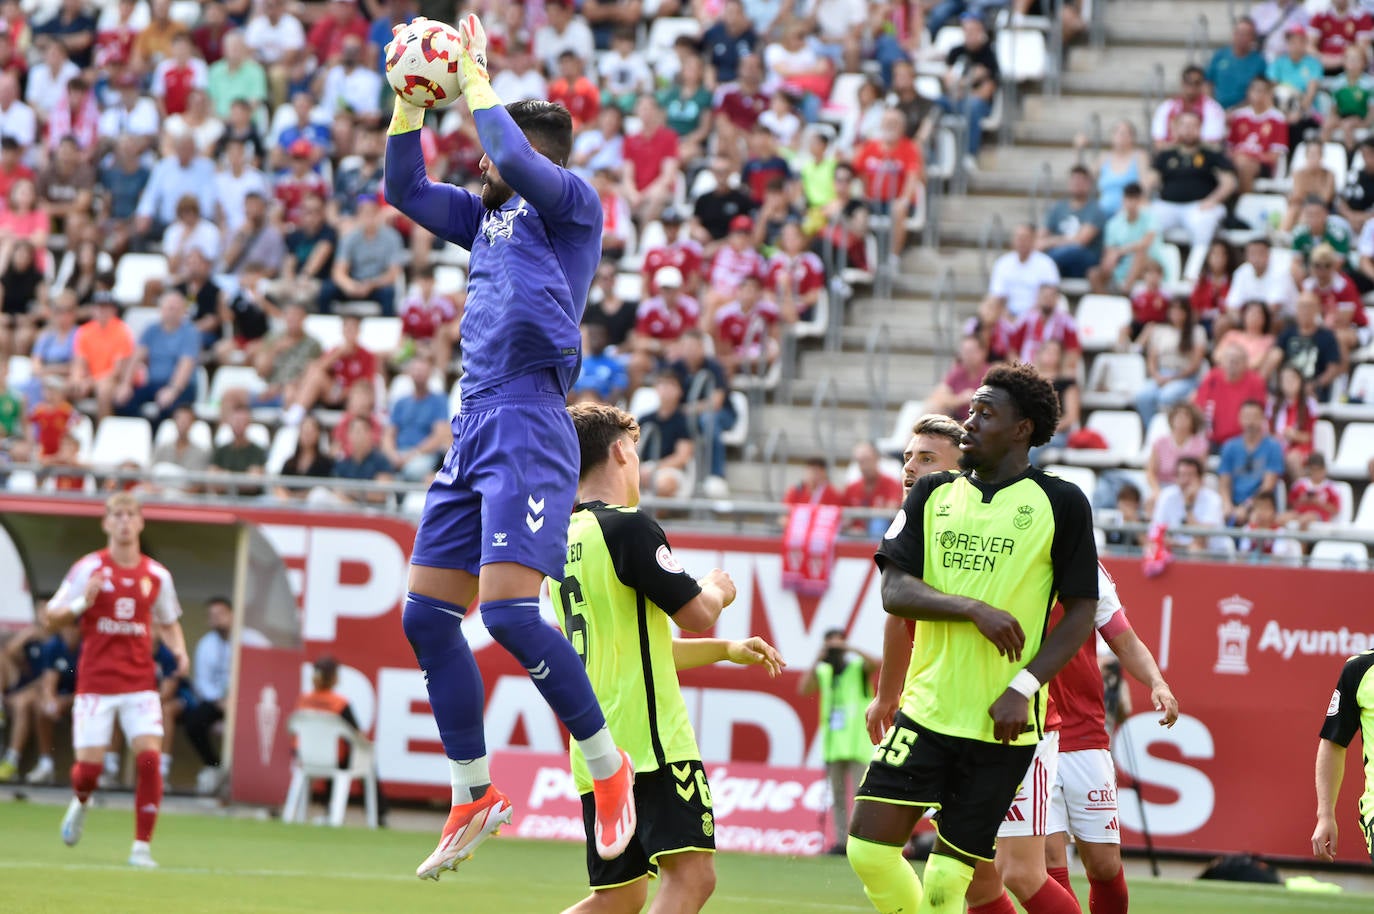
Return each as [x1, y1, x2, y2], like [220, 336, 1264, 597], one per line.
[209, 404, 266, 495]
[206, 32, 268, 119]
[1291, 195, 1356, 283]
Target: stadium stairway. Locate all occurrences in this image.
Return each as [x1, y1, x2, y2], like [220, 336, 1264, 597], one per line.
[725, 0, 1225, 497]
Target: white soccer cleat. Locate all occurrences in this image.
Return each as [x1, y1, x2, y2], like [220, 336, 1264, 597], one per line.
[128, 841, 158, 868]
[60, 797, 87, 847]
[415, 786, 513, 881]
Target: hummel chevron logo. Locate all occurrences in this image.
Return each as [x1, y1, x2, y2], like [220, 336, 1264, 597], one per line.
[528, 495, 545, 514]
[526, 494, 545, 533]
[528, 661, 550, 680]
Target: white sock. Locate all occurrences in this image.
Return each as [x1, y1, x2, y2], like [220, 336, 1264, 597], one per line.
[160, 754, 172, 777]
[104, 752, 120, 775]
[35, 754, 52, 767]
[449, 756, 490, 805]
[576, 728, 622, 781]
[131, 840, 150, 854]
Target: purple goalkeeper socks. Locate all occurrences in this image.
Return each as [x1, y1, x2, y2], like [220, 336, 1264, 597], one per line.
[401, 592, 487, 760]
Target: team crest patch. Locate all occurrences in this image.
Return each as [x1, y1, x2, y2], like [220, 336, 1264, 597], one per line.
[883, 509, 906, 540]
[656, 545, 684, 573]
[701, 813, 714, 837]
[1013, 505, 1034, 530]
[140, 576, 152, 597]
[1328, 689, 1341, 717]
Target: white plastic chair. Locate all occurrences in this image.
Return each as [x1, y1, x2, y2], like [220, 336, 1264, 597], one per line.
[793, 285, 829, 341]
[197, 365, 268, 419]
[614, 273, 644, 304]
[361, 316, 402, 353]
[995, 28, 1048, 83]
[304, 314, 345, 352]
[720, 390, 749, 449]
[89, 417, 153, 470]
[1074, 295, 1132, 351]
[214, 421, 271, 450]
[819, 72, 870, 126]
[1044, 464, 1098, 503]
[112, 253, 169, 307]
[153, 417, 212, 450]
[1063, 409, 1142, 468]
[122, 307, 161, 345]
[1082, 352, 1146, 409]
[1309, 539, 1369, 569]
[645, 16, 701, 61]
[281, 710, 379, 829]
[266, 425, 299, 476]
[1354, 486, 1374, 530]
[1314, 419, 1336, 463]
[875, 399, 929, 456]
[433, 266, 465, 296]
[7, 355, 31, 389]
[1332, 422, 1374, 478]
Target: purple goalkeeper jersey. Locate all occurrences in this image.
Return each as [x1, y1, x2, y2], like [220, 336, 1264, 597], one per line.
[384, 108, 602, 399]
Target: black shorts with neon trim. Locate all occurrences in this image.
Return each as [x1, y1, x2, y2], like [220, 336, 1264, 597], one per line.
[579, 759, 716, 888]
[855, 711, 1036, 860]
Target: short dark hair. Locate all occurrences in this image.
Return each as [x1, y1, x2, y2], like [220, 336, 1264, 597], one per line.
[1182, 64, 1205, 81]
[1240, 398, 1266, 412]
[206, 595, 233, 609]
[1253, 490, 1277, 509]
[1117, 482, 1142, 504]
[1122, 181, 1143, 198]
[1177, 455, 1204, 477]
[823, 628, 845, 640]
[569, 402, 639, 480]
[1306, 451, 1327, 468]
[804, 456, 827, 470]
[507, 99, 574, 168]
[981, 361, 1061, 448]
[1069, 164, 1091, 179]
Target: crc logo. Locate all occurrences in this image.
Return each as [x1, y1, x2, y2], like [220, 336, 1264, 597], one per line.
[114, 597, 137, 621]
[1087, 787, 1117, 803]
[1213, 594, 1253, 675]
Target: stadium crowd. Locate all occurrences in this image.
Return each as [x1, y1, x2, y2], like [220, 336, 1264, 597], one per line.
[0, 0, 1009, 504]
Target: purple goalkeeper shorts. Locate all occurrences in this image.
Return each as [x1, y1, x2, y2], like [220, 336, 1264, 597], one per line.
[411, 371, 577, 582]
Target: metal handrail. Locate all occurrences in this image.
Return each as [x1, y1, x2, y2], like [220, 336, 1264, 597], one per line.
[685, 367, 717, 496]
[818, 211, 850, 353]
[1143, 62, 1165, 135]
[1089, 0, 1108, 49]
[1045, 0, 1064, 98]
[932, 267, 959, 382]
[863, 322, 891, 442]
[1079, 112, 1103, 167]
[759, 427, 790, 502]
[810, 374, 840, 475]
[978, 212, 1009, 288]
[1186, 14, 1210, 66]
[1028, 159, 1054, 225]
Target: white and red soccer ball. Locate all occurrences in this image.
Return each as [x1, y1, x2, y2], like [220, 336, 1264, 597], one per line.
[385, 20, 464, 110]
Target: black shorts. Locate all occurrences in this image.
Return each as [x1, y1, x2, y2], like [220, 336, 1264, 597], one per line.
[855, 712, 1036, 860]
[579, 758, 716, 889]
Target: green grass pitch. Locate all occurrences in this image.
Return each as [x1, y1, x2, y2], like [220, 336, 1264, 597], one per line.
[1, 802, 1367, 913]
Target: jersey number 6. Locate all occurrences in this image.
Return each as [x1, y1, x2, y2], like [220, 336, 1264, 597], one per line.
[557, 574, 590, 668]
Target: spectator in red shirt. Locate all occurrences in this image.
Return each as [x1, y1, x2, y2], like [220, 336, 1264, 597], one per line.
[285, 313, 377, 421]
[767, 221, 825, 322]
[1007, 283, 1082, 375]
[1286, 451, 1342, 530]
[1123, 258, 1170, 346]
[0, 137, 34, 203]
[928, 335, 990, 423]
[621, 94, 680, 224]
[1310, 0, 1372, 72]
[46, 76, 99, 157]
[712, 53, 770, 156]
[783, 456, 845, 507]
[642, 207, 705, 297]
[852, 109, 925, 260]
[705, 214, 767, 320]
[1193, 341, 1269, 449]
[713, 273, 781, 373]
[151, 33, 206, 118]
[843, 441, 904, 536]
[1227, 76, 1288, 193]
[27, 378, 74, 459]
[547, 50, 600, 129]
[593, 167, 634, 262]
[1304, 243, 1367, 360]
[398, 265, 460, 371]
[191, 1, 230, 65]
[274, 138, 330, 227]
[634, 265, 700, 349]
[307, 0, 370, 67]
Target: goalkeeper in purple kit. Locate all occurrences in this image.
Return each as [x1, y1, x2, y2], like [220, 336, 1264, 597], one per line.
[383, 13, 635, 881]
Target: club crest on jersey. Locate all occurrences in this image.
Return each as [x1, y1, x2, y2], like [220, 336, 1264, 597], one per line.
[140, 576, 152, 598]
[1013, 505, 1034, 530]
[656, 545, 683, 573]
[481, 203, 526, 245]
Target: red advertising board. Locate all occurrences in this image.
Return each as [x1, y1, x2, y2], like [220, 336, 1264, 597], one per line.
[3, 496, 1362, 862]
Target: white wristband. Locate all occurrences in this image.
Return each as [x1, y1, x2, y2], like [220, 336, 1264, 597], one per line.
[1008, 669, 1041, 699]
[69, 597, 88, 617]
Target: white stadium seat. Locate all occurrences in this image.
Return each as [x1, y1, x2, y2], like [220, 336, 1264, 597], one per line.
[1332, 422, 1374, 478]
[1043, 464, 1098, 503]
[1074, 295, 1131, 351]
[89, 417, 153, 470]
[1083, 352, 1146, 410]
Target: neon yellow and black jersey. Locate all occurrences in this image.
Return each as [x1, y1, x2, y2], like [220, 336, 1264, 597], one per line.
[1320, 649, 1374, 848]
[550, 501, 704, 794]
[874, 468, 1099, 747]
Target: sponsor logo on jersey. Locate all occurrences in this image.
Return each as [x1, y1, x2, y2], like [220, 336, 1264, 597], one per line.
[95, 617, 147, 637]
[492, 532, 508, 548]
[935, 531, 1016, 572]
[656, 545, 684, 574]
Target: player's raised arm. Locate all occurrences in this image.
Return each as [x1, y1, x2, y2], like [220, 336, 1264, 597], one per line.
[383, 21, 484, 248]
[452, 14, 594, 226]
[672, 636, 784, 676]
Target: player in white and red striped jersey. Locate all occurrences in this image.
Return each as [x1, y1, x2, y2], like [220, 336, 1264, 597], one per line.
[766, 222, 825, 322]
[634, 267, 701, 344]
[641, 209, 704, 297]
[1311, 3, 1373, 70]
[1040, 564, 1179, 914]
[1228, 78, 1289, 194]
[399, 265, 461, 369]
[46, 493, 189, 870]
